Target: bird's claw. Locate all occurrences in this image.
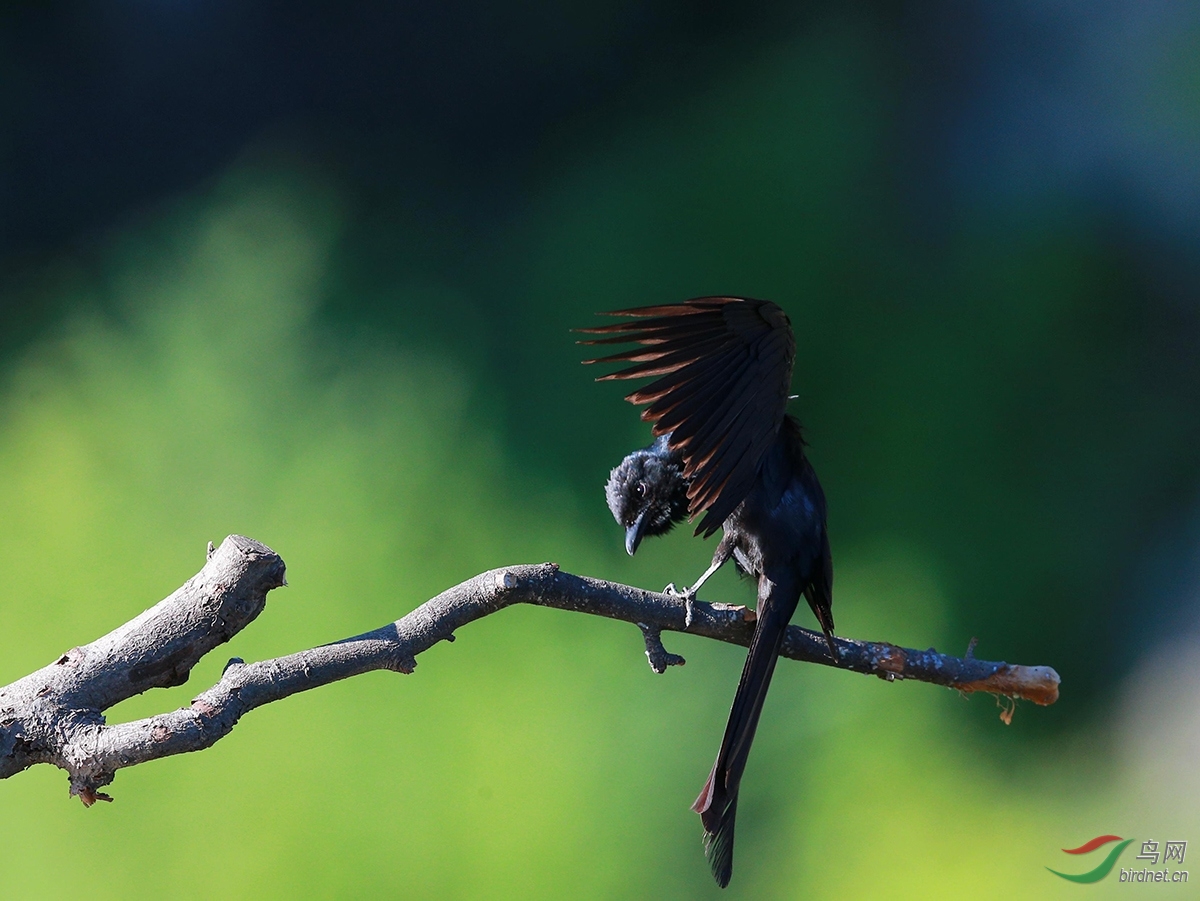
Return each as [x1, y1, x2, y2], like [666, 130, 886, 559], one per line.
[663, 583, 697, 628]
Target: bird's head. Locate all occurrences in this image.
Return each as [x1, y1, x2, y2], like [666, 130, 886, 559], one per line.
[605, 447, 689, 556]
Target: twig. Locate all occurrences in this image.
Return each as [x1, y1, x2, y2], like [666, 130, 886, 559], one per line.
[0, 535, 1061, 804]
[637, 623, 686, 673]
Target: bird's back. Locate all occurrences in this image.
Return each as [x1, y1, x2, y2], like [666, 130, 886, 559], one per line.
[723, 415, 827, 585]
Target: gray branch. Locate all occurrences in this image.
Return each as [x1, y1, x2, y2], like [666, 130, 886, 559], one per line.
[0, 535, 1061, 805]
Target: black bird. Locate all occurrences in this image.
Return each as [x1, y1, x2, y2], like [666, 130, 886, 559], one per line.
[579, 296, 835, 888]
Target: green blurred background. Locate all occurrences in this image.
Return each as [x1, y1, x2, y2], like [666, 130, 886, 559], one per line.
[2, 2, 1198, 898]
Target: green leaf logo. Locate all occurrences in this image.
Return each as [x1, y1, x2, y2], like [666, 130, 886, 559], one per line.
[1047, 836, 1133, 883]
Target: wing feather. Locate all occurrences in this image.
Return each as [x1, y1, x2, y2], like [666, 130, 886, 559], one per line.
[586, 332, 733, 371]
[626, 346, 742, 406]
[646, 350, 751, 431]
[576, 296, 795, 529]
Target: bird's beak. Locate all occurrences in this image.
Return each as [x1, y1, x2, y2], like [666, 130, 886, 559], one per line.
[625, 510, 648, 556]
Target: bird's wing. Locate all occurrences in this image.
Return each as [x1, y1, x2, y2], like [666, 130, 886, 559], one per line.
[578, 296, 795, 537]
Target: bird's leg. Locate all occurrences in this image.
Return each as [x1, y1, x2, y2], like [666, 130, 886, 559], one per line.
[665, 533, 736, 628]
[688, 532, 737, 596]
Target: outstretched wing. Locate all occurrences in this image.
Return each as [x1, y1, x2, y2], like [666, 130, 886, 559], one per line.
[578, 296, 795, 538]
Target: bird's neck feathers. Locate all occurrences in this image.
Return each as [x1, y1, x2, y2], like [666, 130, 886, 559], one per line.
[649, 432, 680, 461]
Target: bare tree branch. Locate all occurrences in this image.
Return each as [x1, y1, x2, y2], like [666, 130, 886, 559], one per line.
[0, 535, 1061, 805]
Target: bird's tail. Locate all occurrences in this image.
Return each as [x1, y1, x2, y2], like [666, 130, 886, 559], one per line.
[692, 586, 795, 887]
[698, 782, 738, 889]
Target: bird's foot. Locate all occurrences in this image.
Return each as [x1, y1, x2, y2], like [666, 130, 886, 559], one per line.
[663, 582, 698, 601]
[663, 583, 697, 629]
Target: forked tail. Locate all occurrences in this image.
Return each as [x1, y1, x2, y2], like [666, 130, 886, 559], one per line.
[692, 582, 797, 887]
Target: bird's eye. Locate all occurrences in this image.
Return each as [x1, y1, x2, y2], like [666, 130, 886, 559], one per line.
[634, 481, 647, 499]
